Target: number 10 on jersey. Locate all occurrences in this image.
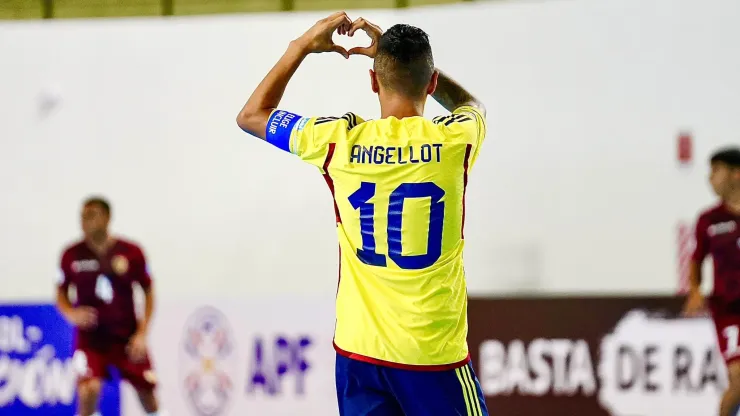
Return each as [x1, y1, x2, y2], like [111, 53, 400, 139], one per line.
[348, 181, 445, 270]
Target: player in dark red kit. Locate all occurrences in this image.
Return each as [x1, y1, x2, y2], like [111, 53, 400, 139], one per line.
[56, 197, 163, 416]
[683, 147, 740, 416]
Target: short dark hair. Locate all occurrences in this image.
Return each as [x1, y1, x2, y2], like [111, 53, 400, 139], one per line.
[710, 147, 740, 168]
[83, 196, 111, 216]
[374, 24, 435, 98]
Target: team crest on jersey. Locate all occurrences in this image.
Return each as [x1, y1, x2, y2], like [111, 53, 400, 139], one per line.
[111, 255, 129, 275]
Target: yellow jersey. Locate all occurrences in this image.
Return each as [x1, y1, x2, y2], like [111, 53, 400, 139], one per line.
[265, 106, 487, 369]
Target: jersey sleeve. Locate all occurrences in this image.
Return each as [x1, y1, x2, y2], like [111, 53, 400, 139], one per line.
[265, 109, 364, 169]
[132, 246, 153, 289]
[692, 214, 710, 263]
[57, 250, 72, 289]
[433, 105, 487, 170]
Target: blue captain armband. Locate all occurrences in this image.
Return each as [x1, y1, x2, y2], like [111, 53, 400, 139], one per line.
[265, 110, 305, 153]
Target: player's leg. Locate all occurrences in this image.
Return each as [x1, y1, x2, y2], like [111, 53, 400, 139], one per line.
[73, 348, 108, 416]
[385, 362, 489, 416]
[77, 378, 103, 416]
[719, 360, 740, 416]
[335, 354, 404, 416]
[113, 344, 161, 414]
[135, 387, 159, 414]
[711, 301, 740, 416]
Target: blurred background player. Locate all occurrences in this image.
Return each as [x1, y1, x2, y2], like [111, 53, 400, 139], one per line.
[56, 197, 162, 416]
[237, 12, 488, 416]
[683, 147, 740, 416]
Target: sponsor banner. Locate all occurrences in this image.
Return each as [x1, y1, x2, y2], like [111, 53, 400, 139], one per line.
[468, 297, 726, 416]
[123, 296, 337, 416]
[0, 304, 120, 415]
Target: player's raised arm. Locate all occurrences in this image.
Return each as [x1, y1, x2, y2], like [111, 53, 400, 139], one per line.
[432, 69, 487, 169]
[236, 11, 352, 140]
[431, 69, 486, 117]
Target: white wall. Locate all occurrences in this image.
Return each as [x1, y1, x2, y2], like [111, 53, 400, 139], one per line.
[1, 0, 739, 300]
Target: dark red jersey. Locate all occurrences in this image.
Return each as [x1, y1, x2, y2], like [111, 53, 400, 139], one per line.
[59, 238, 152, 344]
[693, 203, 740, 302]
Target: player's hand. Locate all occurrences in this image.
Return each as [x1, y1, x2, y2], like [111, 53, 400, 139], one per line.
[126, 332, 148, 363]
[682, 291, 707, 317]
[296, 11, 352, 59]
[347, 18, 383, 58]
[70, 307, 98, 329]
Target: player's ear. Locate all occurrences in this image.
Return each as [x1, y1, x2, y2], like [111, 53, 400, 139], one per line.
[427, 70, 439, 96]
[732, 168, 740, 181]
[369, 69, 379, 94]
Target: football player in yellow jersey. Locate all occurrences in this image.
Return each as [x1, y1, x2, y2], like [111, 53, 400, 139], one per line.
[237, 12, 489, 416]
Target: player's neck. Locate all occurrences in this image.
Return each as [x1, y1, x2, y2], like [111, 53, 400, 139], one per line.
[379, 95, 425, 119]
[86, 234, 114, 256]
[725, 193, 740, 214]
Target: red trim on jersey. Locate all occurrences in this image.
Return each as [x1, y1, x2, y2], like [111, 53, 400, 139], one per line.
[334, 342, 471, 371]
[322, 143, 344, 336]
[322, 143, 340, 224]
[461, 144, 473, 238]
[336, 245, 342, 295]
[320, 143, 342, 293]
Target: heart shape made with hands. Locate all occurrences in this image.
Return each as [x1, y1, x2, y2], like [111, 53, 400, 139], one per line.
[333, 31, 373, 57]
[334, 17, 383, 58]
[301, 12, 383, 59]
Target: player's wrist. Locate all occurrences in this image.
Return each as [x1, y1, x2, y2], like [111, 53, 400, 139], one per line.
[62, 310, 76, 323]
[289, 38, 312, 57]
[64, 306, 81, 321]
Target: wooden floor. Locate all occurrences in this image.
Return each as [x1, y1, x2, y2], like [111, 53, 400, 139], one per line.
[0, 0, 471, 19]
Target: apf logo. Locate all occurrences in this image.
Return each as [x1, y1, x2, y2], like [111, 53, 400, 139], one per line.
[179, 307, 236, 416]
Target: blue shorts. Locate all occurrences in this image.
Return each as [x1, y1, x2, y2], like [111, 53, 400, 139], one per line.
[335, 353, 489, 416]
